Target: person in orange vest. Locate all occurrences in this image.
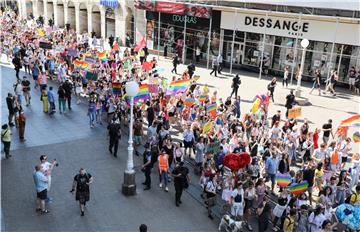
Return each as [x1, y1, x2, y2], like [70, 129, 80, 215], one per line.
[38, 69, 48, 91]
[158, 150, 169, 192]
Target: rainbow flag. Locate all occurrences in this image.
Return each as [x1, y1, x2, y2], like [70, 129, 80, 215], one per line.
[184, 98, 196, 107]
[276, 173, 292, 187]
[340, 115, 360, 127]
[353, 132, 360, 143]
[112, 82, 121, 95]
[123, 84, 150, 104]
[97, 51, 107, 64]
[73, 59, 88, 69]
[198, 95, 207, 103]
[288, 181, 308, 195]
[206, 103, 217, 119]
[166, 79, 191, 96]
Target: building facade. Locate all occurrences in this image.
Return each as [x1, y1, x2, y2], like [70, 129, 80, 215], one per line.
[16, 0, 360, 83]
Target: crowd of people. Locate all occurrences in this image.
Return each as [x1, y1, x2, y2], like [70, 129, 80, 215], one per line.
[1, 7, 360, 232]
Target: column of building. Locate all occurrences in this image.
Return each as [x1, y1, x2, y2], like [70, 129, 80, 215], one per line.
[53, 0, 58, 27]
[100, 5, 106, 39]
[32, 0, 39, 19]
[87, 4, 93, 35]
[74, 2, 80, 33]
[115, 2, 127, 45]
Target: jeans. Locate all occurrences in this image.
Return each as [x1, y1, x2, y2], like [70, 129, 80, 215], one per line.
[336, 190, 345, 205]
[88, 111, 96, 126]
[96, 109, 102, 123]
[288, 148, 296, 163]
[58, 98, 66, 113]
[49, 102, 55, 114]
[159, 171, 168, 187]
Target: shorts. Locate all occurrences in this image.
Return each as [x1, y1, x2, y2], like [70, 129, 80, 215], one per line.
[307, 186, 313, 194]
[134, 135, 142, 145]
[37, 189, 47, 200]
[349, 78, 355, 85]
[183, 140, 193, 149]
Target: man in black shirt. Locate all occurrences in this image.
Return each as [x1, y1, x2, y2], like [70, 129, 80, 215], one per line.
[141, 145, 153, 190]
[6, 93, 15, 126]
[322, 119, 333, 144]
[230, 74, 241, 98]
[302, 162, 315, 205]
[271, 110, 281, 128]
[146, 102, 155, 127]
[12, 54, 22, 79]
[171, 55, 179, 74]
[171, 162, 190, 207]
[285, 90, 295, 118]
[107, 118, 121, 157]
[62, 80, 73, 110]
[22, 76, 31, 106]
[187, 61, 195, 79]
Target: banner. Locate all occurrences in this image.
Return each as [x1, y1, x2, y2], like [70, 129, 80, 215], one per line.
[123, 58, 132, 71]
[68, 48, 78, 57]
[39, 42, 52, 50]
[135, 0, 156, 11]
[85, 56, 97, 64]
[148, 75, 159, 93]
[288, 107, 302, 119]
[85, 72, 98, 81]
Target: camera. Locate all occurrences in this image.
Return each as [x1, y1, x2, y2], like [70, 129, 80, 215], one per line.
[54, 159, 59, 167]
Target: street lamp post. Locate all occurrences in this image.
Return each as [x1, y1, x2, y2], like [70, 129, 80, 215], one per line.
[122, 81, 139, 196]
[295, 38, 309, 97]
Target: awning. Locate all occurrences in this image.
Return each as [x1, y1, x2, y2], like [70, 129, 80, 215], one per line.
[100, 0, 119, 8]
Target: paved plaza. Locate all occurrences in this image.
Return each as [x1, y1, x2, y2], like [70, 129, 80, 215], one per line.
[1, 51, 360, 231]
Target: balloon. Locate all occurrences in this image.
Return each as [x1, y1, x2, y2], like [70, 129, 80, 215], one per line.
[335, 204, 360, 230]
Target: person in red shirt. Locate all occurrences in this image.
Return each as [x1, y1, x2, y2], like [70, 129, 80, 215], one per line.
[313, 128, 319, 150]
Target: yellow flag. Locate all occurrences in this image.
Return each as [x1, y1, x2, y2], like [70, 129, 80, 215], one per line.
[37, 28, 45, 37]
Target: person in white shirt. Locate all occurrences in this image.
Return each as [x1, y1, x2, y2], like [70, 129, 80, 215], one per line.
[308, 205, 326, 232]
[39, 155, 57, 201]
[231, 182, 245, 221]
[217, 54, 223, 74]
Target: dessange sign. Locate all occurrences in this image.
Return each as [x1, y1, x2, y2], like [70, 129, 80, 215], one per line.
[221, 11, 360, 46]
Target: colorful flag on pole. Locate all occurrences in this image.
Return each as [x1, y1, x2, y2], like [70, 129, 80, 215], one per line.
[184, 98, 196, 107]
[198, 95, 207, 103]
[112, 82, 122, 95]
[276, 173, 292, 187]
[353, 132, 360, 143]
[73, 59, 88, 69]
[123, 84, 150, 104]
[288, 181, 308, 195]
[206, 103, 217, 119]
[97, 51, 107, 64]
[340, 115, 360, 127]
[336, 127, 348, 136]
[166, 79, 191, 96]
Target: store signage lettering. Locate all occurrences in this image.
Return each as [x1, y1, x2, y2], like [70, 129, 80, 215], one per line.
[172, 15, 198, 24]
[244, 16, 309, 37]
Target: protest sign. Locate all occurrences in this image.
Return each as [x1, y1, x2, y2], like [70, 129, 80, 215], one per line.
[288, 107, 302, 119]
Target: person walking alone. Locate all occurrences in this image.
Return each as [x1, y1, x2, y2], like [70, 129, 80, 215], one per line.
[63, 80, 73, 111]
[17, 110, 26, 141]
[171, 54, 179, 74]
[142, 145, 153, 190]
[283, 66, 289, 87]
[70, 168, 93, 216]
[171, 161, 190, 206]
[33, 165, 49, 214]
[57, 84, 66, 114]
[210, 57, 218, 77]
[158, 151, 169, 192]
[107, 118, 121, 157]
[217, 54, 223, 74]
[1, 124, 12, 159]
[230, 74, 241, 98]
[285, 90, 295, 118]
[267, 77, 277, 102]
[310, 69, 321, 95]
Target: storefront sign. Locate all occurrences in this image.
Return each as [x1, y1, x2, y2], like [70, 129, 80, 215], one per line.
[136, 0, 212, 18]
[172, 15, 198, 24]
[221, 11, 360, 46]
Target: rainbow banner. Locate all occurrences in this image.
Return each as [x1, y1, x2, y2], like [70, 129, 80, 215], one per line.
[198, 95, 207, 103]
[276, 173, 292, 187]
[73, 59, 88, 69]
[166, 79, 191, 96]
[184, 98, 196, 107]
[353, 132, 360, 143]
[97, 51, 107, 64]
[288, 181, 308, 195]
[112, 82, 121, 95]
[206, 103, 217, 119]
[340, 115, 360, 127]
[123, 84, 150, 104]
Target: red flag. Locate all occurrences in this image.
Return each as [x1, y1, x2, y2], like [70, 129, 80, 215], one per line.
[142, 61, 152, 71]
[134, 36, 146, 52]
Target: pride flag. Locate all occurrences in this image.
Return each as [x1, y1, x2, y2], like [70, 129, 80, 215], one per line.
[288, 181, 308, 195]
[206, 103, 217, 119]
[353, 132, 360, 143]
[276, 173, 292, 187]
[73, 59, 88, 69]
[340, 115, 360, 127]
[184, 98, 196, 107]
[198, 95, 207, 103]
[166, 79, 191, 96]
[112, 82, 121, 95]
[98, 51, 107, 64]
[123, 84, 150, 104]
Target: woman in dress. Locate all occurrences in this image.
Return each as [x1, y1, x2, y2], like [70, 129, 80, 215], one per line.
[70, 168, 93, 216]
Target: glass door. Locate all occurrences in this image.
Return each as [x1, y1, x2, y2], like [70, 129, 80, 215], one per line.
[226, 42, 244, 65]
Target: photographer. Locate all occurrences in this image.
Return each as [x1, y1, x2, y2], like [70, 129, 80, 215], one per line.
[39, 155, 58, 202]
[70, 168, 93, 216]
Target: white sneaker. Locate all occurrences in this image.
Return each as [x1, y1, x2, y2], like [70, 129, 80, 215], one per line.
[165, 187, 169, 192]
[159, 183, 162, 188]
